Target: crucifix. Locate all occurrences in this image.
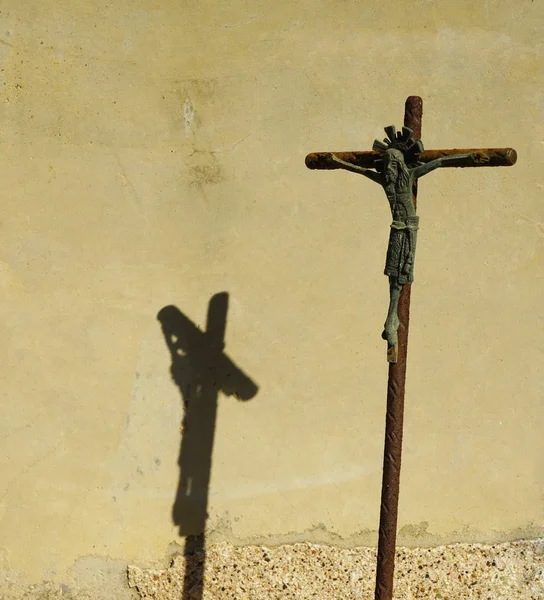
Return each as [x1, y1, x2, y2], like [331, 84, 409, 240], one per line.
[305, 96, 517, 600]
[158, 293, 258, 600]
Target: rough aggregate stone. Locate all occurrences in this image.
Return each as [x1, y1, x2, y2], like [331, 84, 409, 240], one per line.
[128, 539, 543, 599]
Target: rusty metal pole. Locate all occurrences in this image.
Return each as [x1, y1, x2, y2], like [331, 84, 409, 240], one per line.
[374, 96, 422, 600]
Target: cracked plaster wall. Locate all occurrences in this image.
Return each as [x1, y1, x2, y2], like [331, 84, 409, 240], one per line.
[0, 0, 542, 597]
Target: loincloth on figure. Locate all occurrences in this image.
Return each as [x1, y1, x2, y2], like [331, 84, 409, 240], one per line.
[384, 216, 419, 284]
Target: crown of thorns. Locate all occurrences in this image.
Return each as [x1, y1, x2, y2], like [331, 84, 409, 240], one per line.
[372, 125, 424, 170]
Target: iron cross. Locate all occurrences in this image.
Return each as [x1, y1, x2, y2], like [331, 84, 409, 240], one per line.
[305, 96, 516, 600]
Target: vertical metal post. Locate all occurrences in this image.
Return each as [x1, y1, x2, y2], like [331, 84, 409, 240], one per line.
[374, 96, 423, 600]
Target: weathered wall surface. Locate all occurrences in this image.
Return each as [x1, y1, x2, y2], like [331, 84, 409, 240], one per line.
[0, 0, 542, 597]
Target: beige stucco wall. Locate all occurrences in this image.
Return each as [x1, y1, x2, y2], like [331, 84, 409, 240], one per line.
[0, 0, 542, 595]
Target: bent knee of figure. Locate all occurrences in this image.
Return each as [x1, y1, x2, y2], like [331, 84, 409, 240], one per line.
[382, 321, 399, 347]
[383, 277, 402, 346]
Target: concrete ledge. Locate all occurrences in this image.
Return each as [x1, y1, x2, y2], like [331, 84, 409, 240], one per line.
[128, 538, 543, 599]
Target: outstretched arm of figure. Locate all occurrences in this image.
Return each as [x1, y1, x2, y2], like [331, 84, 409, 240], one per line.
[411, 152, 490, 179]
[324, 153, 382, 184]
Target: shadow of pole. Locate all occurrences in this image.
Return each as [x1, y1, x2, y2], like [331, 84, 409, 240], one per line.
[158, 293, 259, 600]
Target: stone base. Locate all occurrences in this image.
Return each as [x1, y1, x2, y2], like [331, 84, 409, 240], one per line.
[128, 539, 543, 599]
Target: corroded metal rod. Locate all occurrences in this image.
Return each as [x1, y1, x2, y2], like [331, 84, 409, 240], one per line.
[374, 95, 422, 600]
[305, 147, 517, 170]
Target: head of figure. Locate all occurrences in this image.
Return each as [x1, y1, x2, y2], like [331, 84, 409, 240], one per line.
[383, 148, 409, 187]
[383, 148, 402, 178]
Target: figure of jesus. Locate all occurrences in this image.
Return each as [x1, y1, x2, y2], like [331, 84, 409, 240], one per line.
[324, 126, 487, 354]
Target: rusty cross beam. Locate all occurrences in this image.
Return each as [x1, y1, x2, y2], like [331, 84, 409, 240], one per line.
[306, 147, 517, 170]
[305, 96, 516, 600]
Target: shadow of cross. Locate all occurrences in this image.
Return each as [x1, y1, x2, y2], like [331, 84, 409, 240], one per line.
[157, 292, 258, 599]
